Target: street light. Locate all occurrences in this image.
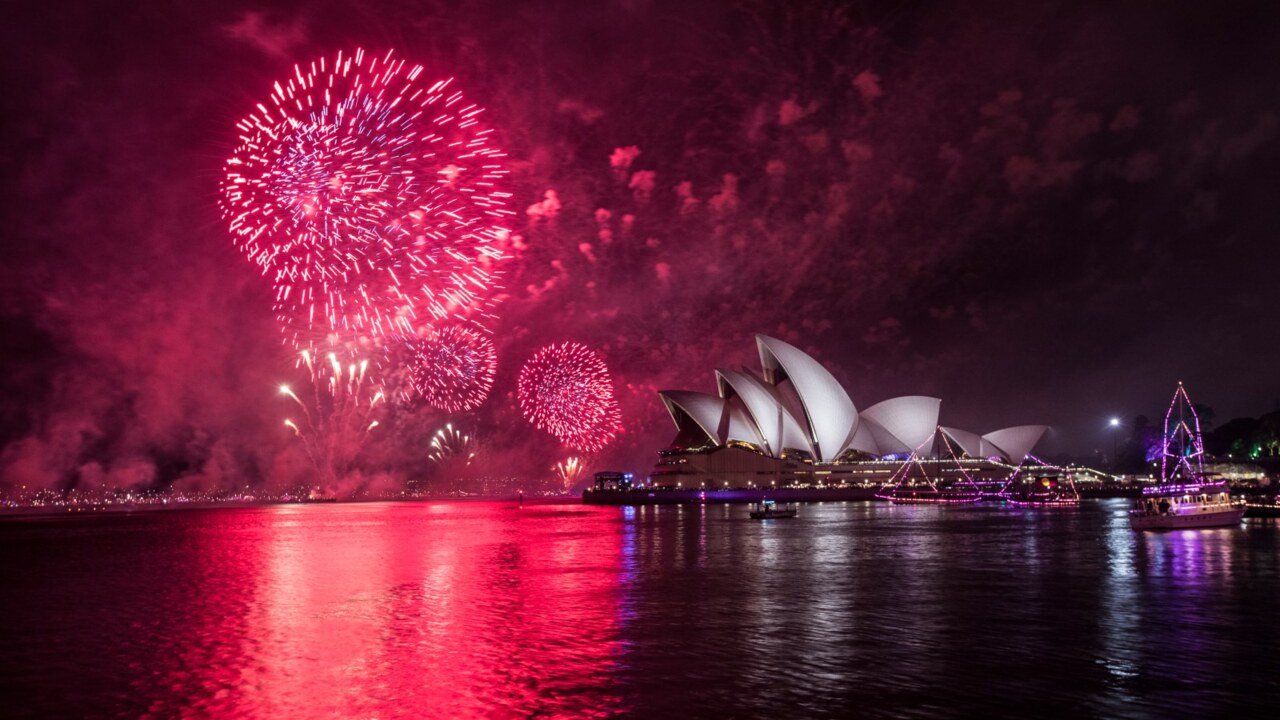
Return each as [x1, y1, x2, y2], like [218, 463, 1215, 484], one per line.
[1109, 417, 1121, 472]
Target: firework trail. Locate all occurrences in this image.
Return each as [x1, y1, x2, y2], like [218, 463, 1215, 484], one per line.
[553, 456, 585, 491]
[280, 350, 386, 491]
[518, 342, 622, 452]
[427, 423, 477, 466]
[221, 48, 514, 364]
[411, 324, 498, 411]
[425, 422, 482, 493]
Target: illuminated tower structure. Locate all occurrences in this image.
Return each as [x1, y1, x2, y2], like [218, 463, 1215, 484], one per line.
[1160, 382, 1207, 483]
[1128, 382, 1245, 530]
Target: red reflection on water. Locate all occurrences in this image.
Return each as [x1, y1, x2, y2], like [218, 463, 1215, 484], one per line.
[159, 502, 629, 718]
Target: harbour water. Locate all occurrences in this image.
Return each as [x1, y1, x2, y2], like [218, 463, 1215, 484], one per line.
[2, 499, 1277, 718]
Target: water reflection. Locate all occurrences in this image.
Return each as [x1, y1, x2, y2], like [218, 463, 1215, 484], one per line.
[4, 499, 1278, 718]
[1098, 499, 1275, 716]
[1099, 500, 1146, 709]
[3, 503, 631, 718]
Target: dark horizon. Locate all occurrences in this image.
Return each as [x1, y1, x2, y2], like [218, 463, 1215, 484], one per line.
[3, 0, 1279, 495]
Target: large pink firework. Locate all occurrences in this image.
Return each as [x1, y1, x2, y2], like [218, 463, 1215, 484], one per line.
[410, 324, 498, 412]
[518, 343, 622, 452]
[219, 48, 513, 357]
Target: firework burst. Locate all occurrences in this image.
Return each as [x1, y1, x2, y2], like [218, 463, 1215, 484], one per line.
[517, 342, 622, 452]
[427, 423, 477, 466]
[221, 48, 514, 359]
[410, 324, 498, 411]
[553, 456, 585, 491]
[425, 423, 483, 493]
[280, 350, 386, 489]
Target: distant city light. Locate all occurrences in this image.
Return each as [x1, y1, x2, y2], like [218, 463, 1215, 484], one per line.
[1109, 418, 1120, 427]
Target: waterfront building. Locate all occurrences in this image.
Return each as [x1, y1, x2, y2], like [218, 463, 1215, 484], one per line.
[650, 335, 1047, 488]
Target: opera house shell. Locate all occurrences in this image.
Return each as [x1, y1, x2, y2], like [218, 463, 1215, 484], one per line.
[652, 335, 1047, 486]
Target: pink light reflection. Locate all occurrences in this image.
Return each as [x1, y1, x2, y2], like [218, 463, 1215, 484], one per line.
[154, 502, 630, 717]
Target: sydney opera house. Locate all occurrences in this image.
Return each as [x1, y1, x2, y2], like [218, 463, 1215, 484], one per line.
[650, 335, 1048, 488]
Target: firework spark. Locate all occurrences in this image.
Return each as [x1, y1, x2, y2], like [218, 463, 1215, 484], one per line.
[553, 456, 585, 491]
[517, 342, 622, 452]
[425, 423, 483, 493]
[410, 324, 498, 411]
[427, 423, 477, 466]
[280, 350, 386, 489]
[221, 48, 514, 360]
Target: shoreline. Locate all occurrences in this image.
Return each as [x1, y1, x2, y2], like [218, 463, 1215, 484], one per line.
[0, 494, 578, 519]
[582, 484, 1195, 505]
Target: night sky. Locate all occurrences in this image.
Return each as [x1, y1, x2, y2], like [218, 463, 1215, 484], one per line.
[3, 1, 1279, 494]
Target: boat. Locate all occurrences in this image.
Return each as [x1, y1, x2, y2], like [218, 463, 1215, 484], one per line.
[1130, 481, 1245, 529]
[1244, 496, 1280, 518]
[873, 441, 984, 505]
[1004, 484, 1080, 508]
[1001, 460, 1080, 507]
[876, 487, 982, 504]
[749, 499, 797, 519]
[1129, 383, 1245, 531]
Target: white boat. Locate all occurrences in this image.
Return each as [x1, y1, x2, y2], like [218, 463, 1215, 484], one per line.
[749, 499, 797, 519]
[1129, 481, 1245, 530]
[1128, 383, 1244, 531]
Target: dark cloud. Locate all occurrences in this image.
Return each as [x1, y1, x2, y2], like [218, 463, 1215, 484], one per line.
[223, 11, 308, 58]
[3, 0, 1279, 495]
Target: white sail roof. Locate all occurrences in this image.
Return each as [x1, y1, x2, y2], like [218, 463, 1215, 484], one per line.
[847, 420, 881, 455]
[939, 426, 984, 457]
[716, 369, 813, 457]
[656, 335, 1045, 464]
[979, 438, 1006, 459]
[859, 396, 941, 456]
[660, 391, 727, 444]
[982, 425, 1048, 465]
[723, 397, 768, 449]
[769, 378, 815, 442]
[660, 390, 768, 450]
[756, 335, 858, 462]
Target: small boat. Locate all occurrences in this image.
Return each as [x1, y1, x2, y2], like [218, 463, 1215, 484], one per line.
[1005, 490, 1080, 508]
[1245, 497, 1280, 518]
[749, 499, 797, 519]
[877, 487, 982, 504]
[1002, 469, 1080, 508]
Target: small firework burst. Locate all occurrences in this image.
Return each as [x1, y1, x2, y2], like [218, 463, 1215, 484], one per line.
[280, 350, 385, 488]
[410, 324, 498, 411]
[553, 456, 585, 491]
[517, 342, 622, 452]
[427, 423, 477, 466]
[220, 48, 513, 362]
[426, 423, 482, 492]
